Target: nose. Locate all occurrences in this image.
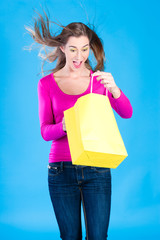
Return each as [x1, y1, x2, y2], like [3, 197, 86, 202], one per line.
[75, 50, 83, 60]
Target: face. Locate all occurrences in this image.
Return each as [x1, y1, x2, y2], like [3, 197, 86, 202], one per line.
[60, 35, 90, 71]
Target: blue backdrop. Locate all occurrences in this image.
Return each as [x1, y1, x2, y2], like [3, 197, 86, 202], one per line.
[0, 0, 159, 239]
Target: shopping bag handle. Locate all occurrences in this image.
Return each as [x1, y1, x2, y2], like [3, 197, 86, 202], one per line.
[90, 74, 93, 94]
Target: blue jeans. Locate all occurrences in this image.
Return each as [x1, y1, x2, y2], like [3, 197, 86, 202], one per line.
[48, 161, 111, 240]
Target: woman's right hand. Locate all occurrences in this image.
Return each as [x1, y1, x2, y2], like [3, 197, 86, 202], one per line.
[62, 116, 66, 132]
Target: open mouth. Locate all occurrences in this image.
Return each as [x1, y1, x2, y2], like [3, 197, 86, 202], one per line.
[73, 61, 82, 68]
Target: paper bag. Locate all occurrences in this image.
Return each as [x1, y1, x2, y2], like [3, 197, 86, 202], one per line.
[64, 85, 128, 169]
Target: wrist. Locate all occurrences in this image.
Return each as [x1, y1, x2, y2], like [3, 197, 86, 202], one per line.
[62, 125, 67, 133]
[111, 87, 121, 99]
[60, 121, 67, 134]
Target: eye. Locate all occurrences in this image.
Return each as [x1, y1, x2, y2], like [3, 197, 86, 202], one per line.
[70, 49, 76, 52]
[82, 48, 88, 51]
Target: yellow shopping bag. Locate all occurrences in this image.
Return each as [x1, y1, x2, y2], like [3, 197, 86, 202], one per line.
[64, 75, 128, 168]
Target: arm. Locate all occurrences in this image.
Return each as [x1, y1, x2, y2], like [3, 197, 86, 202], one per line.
[107, 88, 133, 118]
[37, 80, 67, 141]
[92, 71, 133, 119]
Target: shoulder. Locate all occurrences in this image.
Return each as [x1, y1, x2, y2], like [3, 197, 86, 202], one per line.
[38, 73, 53, 90]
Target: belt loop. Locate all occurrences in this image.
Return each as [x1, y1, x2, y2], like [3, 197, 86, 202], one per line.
[60, 161, 64, 171]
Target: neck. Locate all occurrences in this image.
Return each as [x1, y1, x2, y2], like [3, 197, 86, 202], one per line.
[62, 65, 90, 78]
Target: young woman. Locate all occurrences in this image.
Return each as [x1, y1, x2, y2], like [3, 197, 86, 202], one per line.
[26, 10, 133, 240]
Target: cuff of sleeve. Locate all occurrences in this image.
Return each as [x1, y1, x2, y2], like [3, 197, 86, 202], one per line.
[107, 88, 133, 118]
[108, 89, 125, 102]
[57, 121, 67, 137]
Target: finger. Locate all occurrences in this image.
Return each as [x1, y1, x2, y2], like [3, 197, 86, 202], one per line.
[97, 76, 109, 81]
[104, 83, 112, 89]
[91, 70, 101, 76]
[100, 77, 114, 83]
[96, 75, 113, 81]
[100, 79, 110, 84]
[93, 71, 112, 76]
[96, 76, 103, 81]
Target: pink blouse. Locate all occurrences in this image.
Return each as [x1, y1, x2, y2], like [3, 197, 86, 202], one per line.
[37, 69, 133, 162]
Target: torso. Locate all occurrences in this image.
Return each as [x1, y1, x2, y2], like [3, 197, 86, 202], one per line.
[53, 69, 91, 95]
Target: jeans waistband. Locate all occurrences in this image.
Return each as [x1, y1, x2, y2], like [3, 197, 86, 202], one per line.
[48, 161, 87, 170]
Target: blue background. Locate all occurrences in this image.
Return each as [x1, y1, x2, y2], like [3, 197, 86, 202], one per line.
[0, 0, 159, 239]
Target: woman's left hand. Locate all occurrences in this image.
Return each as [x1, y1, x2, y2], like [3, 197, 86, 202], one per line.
[92, 70, 121, 98]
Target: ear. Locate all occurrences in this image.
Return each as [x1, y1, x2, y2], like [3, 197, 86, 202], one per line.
[60, 46, 64, 53]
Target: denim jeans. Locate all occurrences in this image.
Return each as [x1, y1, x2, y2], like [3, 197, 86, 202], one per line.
[48, 161, 111, 240]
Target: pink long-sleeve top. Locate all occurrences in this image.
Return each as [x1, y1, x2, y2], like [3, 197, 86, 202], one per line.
[37, 69, 133, 163]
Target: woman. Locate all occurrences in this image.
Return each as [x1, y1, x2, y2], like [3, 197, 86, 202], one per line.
[26, 10, 133, 240]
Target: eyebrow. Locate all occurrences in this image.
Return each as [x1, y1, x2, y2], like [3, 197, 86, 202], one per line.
[69, 44, 89, 48]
